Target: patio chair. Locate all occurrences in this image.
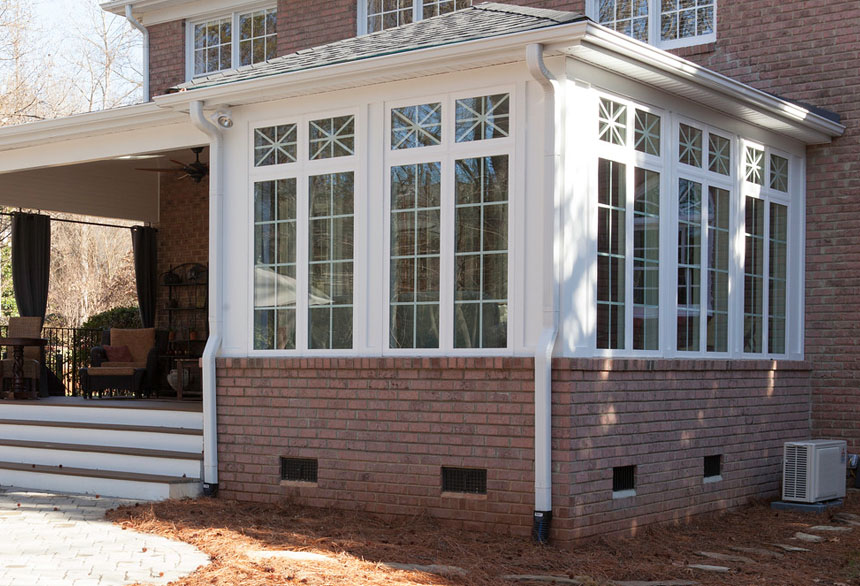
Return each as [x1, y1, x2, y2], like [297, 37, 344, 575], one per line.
[79, 327, 163, 398]
[0, 316, 47, 397]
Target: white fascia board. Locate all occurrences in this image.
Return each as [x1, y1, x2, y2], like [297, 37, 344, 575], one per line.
[569, 23, 845, 144]
[0, 103, 188, 153]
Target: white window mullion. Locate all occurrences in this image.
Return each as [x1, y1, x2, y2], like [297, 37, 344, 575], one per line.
[296, 172, 310, 351]
[624, 159, 635, 351]
[762, 199, 771, 355]
[413, 0, 421, 24]
[439, 155, 455, 352]
[730, 141, 746, 356]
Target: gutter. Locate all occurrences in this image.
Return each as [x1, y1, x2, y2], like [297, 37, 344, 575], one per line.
[525, 43, 562, 544]
[124, 5, 150, 102]
[188, 100, 223, 496]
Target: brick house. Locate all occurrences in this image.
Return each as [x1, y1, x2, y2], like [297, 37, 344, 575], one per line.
[0, 0, 853, 542]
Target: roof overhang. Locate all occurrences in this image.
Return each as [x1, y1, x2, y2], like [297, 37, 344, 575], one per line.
[101, 0, 265, 26]
[155, 20, 844, 145]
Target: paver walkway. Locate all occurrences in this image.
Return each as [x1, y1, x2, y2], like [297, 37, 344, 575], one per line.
[0, 487, 208, 586]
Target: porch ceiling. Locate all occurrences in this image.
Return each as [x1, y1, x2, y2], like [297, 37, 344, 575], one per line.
[0, 148, 207, 224]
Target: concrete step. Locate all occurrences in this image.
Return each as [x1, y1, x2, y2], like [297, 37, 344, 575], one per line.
[0, 461, 201, 500]
[0, 420, 203, 453]
[0, 439, 202, 479]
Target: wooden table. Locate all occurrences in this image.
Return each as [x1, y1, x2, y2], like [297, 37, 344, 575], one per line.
[0, 336, 47, 400]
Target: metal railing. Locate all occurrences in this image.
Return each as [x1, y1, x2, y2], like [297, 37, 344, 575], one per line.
[1, 325, 103, 396]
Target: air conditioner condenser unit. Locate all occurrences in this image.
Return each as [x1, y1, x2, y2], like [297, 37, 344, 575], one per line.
[782, 440, 847, 503]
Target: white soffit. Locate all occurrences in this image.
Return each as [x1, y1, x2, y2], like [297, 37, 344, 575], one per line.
[564, 24, 844, 145]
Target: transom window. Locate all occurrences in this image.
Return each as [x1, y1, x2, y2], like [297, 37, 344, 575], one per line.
[189, 7, 276, 78]
[360, 0, 472, 34]
[595, 94, 794, 358]
[589, 0, 716, 49]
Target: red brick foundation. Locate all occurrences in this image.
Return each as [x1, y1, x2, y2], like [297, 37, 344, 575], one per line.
[216, 357, 811, 541]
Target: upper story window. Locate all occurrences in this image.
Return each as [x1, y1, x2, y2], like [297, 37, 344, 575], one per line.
[359, 0, 471, 35]
[189, 7, 276, 79]
[589, 0, 716, 49]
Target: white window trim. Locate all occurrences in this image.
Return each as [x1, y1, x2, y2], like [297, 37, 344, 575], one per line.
[247, 107, 364, 356]
[356, 0, 472, 36]
[590, 89, 800, 360]
[185, 2, 276, 81]
[382, 86, 517, 356]
[585, 0, 717, 50]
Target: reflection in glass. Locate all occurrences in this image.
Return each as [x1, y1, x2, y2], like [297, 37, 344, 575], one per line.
[390, 163, 441, 348]
[744, 197, 764, 353]
[597, 159, 626, 349]
[454, 156, 508, 348]
[308, 172, 355, 349]
[677, 178, 702, 351]
[769, 203, 788, 354]
[633, 168, 659, 350]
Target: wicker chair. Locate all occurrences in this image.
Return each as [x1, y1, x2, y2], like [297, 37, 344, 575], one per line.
[79, 328, 162, 398]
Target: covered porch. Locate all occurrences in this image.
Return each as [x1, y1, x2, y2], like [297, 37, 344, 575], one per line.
[0, 102, 216, 498]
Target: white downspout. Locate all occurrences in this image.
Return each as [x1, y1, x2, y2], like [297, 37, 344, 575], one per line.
[124, 5, 150, 102]
[526, 43, 562, 543]
[189, 100, 223, 495]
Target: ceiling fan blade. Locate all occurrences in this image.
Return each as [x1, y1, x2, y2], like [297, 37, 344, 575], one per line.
[135, 167, 187, 173]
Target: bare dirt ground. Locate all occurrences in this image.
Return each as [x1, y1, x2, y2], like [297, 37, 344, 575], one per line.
[108, 490, 860, 586]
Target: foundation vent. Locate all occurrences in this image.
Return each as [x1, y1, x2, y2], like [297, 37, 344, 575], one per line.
[612, 465, 636, 493]
[280, 457, 318, 483]
[704, 454, 722, 479]
[442, 467, 487, 494]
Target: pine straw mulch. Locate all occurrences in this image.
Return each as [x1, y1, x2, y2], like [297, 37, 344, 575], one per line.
[107, 490, 860, 586]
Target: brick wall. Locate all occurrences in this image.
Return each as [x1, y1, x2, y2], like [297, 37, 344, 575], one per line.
[216, 357, 810, 541]
[276, 0, 355, 55]
[148, 20, 185, 98]
[155, 174, 208, 332]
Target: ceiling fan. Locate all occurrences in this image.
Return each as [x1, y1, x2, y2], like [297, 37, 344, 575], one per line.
[136, 147, 209, 183]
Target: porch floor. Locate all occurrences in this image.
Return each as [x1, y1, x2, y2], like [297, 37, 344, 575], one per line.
[5, 396, 202, 411]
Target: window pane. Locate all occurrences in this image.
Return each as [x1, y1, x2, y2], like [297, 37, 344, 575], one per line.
[391, 102, 442, 149]
[454, 156, 509, 348]
[390, 163, 442, 349]
[599, 98, 627, 146]
[597, 159, 626, 349]
[366, 0, 412, 31]
[707, 187, 729, 352]
[745, 146, 764, 185]
[770, 154, 789, 192]
[237, 8, 276, 66]
[254, 124, 297, 167]
[661, 0, 713, 40]
[597, 0, 650, 42]
[455, 94, 509, 143]
[769, 203, 788, 354]
[253, 179, 297, 350]
[679, 123, 703, 167]
[633, 168, 659, 350]
[634, 110, 660, 156]
[744, 197, 765, 353]
[309, 172, 355, 349]
[708, 133, 731, 176]
[423, 0, 471, 18]
[677, 178, 702, 351]
[309, 115, 355, 160]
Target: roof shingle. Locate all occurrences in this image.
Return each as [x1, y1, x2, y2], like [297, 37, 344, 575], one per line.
[175, 2, 584, 92]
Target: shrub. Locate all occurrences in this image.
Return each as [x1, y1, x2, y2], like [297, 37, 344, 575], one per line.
[81, 306, 142, 331]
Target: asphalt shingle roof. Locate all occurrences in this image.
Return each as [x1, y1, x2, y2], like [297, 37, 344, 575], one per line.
[175, 2, 585, 92]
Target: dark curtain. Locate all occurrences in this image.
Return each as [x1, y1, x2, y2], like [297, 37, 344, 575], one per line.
[131, 226, 158, 328]
[11, 212, 51, 320]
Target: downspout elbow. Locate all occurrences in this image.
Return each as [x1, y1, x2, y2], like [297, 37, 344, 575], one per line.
[124, 5, 149, 102]
[189, 100, 224, 496]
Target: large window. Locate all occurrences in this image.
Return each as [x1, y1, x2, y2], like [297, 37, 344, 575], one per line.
[589, 0, 716, 49]
[387, 92, 511, 351]
[189, 7, 276, 78]
[252, 113, 357, 352]
[597, 98, 662, 351]
[743, 144, 790, 355]
[594, 94, 795, 358]
[360, 0, 472, 34]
